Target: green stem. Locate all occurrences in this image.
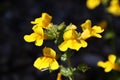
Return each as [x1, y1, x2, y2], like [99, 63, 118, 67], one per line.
[66, 49, 73, 67]
[68, 76, 73, 80]
[111, 38, 116, 53]
[67, 54, 72, 67]
[66, 49, 74, 80]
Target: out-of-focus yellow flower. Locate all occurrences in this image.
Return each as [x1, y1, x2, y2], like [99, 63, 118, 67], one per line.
[57, 73, 62, 80]
[86, 0, 101, 9]
[97, 54, 120, 72]
[97, 20, 107, 30]
[58, 29, 87, 51]
[80, 19, 104, 40]
[33, 47, 59, 70]
[24, 26, 44, 46]
[31, 13, 52, 29]
[107, 0, 120, 16]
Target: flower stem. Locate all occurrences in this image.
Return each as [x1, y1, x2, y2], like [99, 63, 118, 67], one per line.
[66, 49, 74, 80]
[69, 76, 73, 80]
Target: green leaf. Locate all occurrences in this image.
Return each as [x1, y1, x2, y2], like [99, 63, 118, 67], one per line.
[60, 66, 76, 77]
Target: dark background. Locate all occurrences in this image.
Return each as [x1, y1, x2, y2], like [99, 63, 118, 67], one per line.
[1, 0, 120, 80]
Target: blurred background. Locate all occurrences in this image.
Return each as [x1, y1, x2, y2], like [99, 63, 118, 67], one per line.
[1, 0, 120, 80]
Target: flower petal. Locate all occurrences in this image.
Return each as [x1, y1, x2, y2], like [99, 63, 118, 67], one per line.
[33, 57, 52, 70]
[105, 67, 112, 72]
[42, 13, 52, 20]
[81, 29, 91, 40]
[35, 37, 43, 46]
[81, 19, 91, 31]
[93, 34, 102, 38]
[63, 30, 78, 40]
[32, 25, 44, 35]
[69, 40, 80, 51]
[58, 41, 69, 51]
[41, 13, 52, 28]
[24, 33, 37, 42]
[86, 0, 101, 9]
[80, 39, 88, 47]
[69, 40, 87, 51]
[63, 30, 73, 40]
[33, 57, 43, 70]
[108, 54, 116, 63]
[50, 60, 59, 70]
[104, 61, 113, 72]
[43, 47, 56, 58]
[97, 61, 105, 68]
[92, 26, 104, 33]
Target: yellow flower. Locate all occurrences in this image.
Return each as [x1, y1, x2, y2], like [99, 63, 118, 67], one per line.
[31, 13, 52, 29]
[80, 19, 104, 40]
[33, 47, 59, 70]
[97, 54, 120, 72]
[24, 25, 44, 46]
[107, 0, 120, 16]
[86, 0, 101, 9]
[58, 29, 87, 51]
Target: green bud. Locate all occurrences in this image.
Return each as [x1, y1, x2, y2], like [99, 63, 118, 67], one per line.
[45, 24, 58, 39]
[77, 64, 90, 72]
[57, 22, 66, 31]
[61, 53, 67, 61]
[104, 31, 115, 40]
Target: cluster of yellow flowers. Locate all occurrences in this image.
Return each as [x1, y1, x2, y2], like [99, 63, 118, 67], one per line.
[22, 0, 120, 79]
[24, 13, 52, 46]
[23, 12, 120, 80]
[24, 13, 104, 80]
[24, 13, 104, 51]
[86, 0, 120, 16]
